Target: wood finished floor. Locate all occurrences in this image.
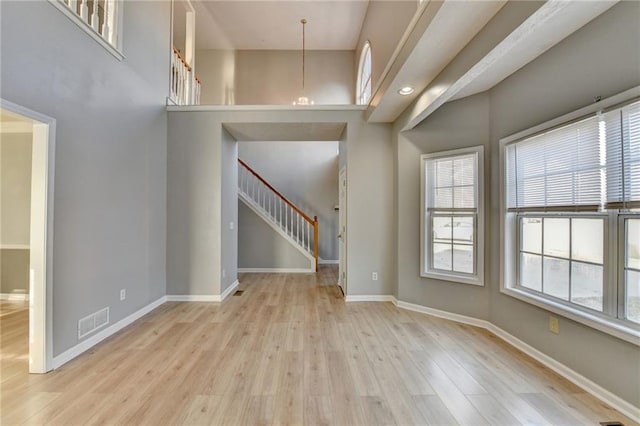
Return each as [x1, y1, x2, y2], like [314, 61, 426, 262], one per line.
[0, 267, 636, 425]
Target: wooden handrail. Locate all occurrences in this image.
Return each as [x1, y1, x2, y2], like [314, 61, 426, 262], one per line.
[172, 46, 192, 72]
[239, 158, 315, 224]
[239, 158, 319, 269]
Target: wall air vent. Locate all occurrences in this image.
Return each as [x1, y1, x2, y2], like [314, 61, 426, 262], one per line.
[78, 307, 110, 339]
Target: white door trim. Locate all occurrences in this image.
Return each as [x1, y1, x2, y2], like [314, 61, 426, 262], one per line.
[338, 167, 347, 295]
[1, 99, 56, 374]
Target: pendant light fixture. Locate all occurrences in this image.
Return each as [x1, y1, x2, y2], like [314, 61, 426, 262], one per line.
[293, 18, 314, 105]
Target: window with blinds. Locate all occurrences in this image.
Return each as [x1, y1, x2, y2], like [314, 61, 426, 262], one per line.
[506, 100, 640, 212]
[502, 97, 640, 334]
[421, 146, 484, 286]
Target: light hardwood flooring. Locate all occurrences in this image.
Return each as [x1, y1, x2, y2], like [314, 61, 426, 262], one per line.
[0, 267, 636, 425]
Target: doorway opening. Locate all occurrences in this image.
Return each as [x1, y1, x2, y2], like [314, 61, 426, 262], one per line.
[0, 99, 55, 374]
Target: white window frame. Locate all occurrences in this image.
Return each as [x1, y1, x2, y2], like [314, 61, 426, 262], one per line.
[421, 145, 485, 286]
[499, 86, 640, 345]
[48, 0, 125, 61]
[356, 41, 372, 105]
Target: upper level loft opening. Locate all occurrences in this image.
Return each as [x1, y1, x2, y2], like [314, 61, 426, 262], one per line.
[172, 0, 421, 107]
[169, 1, 622, 128]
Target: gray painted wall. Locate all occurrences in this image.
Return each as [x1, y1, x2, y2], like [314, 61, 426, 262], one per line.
[196, 50, 355, 105]
[1, 250, 29, 294]
[1, 132, 32, 246]
[1, 0, 170, 355]
[167, 108, 394, 297]
[220, 128, 238, 292]
[167, 112, 222, 296]
[487, 1, 640, 407]
[238, 141, 339, 261]
[238, 200, 310, 270]
[396, 93, 491, 319]
[355, 1, 417, 97]
[393, 1, 640, 407]
[0, 131, 32, 294]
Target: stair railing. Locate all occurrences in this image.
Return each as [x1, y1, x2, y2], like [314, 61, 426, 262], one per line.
[238, 158, 319, 270]
[170, 46, 202, 105]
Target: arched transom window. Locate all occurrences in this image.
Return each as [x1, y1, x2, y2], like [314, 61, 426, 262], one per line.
[357, 42, 372, 105]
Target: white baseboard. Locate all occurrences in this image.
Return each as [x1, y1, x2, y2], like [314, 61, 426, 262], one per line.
[345, 295, 397, 303]
[52, 296, 167, 369]
[221, 279, 240, 301]
[0, 293, 29, 301]
[395, 300, 490, 329]
[166, 295, 220, 302]
[318, 259, 339, 265]
[485, 323, 640, 423]
[388, 298, 640, 423]
[0, 244, 30, 250]
[238, 268, 314, 274]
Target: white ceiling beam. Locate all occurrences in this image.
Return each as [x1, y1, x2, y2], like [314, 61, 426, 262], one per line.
[400, 0, 618, 131]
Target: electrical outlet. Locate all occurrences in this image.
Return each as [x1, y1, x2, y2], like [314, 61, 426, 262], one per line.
[372, 272, 378, 281]
[229, 221, 234, 230]
[120, 289, 126, 301]
[222, 269, 226, 278]
[549, 316, 559, 334]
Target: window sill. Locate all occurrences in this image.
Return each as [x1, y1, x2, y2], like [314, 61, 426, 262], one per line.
[48, 0, 125, 61]
[422, 270, 484, 287]
[501, 287, 640, 346]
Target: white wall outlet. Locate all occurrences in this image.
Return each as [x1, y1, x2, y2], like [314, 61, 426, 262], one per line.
[229, 221, 234, 230]
[549, 316, 559, 334]
[372, 272, 378, 281]
[120, 289, 126, 301]
[222, 269, 226, 278]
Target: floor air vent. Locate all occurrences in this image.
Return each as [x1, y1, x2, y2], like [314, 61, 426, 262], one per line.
[78, 307, 110, 339]
[234, 290, 244, 296]
[600, 422, 624, 426]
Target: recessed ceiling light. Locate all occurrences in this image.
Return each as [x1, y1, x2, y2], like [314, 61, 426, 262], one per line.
[398, 86, 414, 96]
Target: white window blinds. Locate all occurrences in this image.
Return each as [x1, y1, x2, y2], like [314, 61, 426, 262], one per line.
[426, 153, 478, 211]
[506, 100, 640, 212]
[606, 101, 640, 208]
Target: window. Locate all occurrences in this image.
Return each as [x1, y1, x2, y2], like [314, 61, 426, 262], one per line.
[421, 146, 484, 286]
[357, 42, 372, 105]
[502, 95, 640, 341]
[48, 0, 124, 60]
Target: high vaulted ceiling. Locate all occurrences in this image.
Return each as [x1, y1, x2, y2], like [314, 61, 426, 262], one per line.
[194, 0, 370, 50]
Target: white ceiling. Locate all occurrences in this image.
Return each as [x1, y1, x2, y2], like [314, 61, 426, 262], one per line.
[193, 0, 370, 50]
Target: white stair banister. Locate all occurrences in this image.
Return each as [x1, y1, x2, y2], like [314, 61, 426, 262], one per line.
[238, 158, 319, 271]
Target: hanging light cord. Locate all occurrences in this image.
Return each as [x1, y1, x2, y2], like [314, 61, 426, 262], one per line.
[301, 19, 307, 91]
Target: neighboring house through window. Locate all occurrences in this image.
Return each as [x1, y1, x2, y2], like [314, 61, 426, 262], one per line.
[357, 42, 372, 105]
[421, 146, 485, 286]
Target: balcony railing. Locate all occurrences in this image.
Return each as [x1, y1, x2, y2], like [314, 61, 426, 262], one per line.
[170, 47, 201, 105]
[57, 0, 119, 48]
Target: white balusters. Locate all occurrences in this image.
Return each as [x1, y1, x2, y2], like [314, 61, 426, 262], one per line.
[237, 159, 317, 261]
[56, 0, 119, 48]
[79, 0, 89, 21]
[169, 47, 202, 106]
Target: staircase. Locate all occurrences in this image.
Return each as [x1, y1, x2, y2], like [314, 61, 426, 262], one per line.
[238, 159, 319, 272]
